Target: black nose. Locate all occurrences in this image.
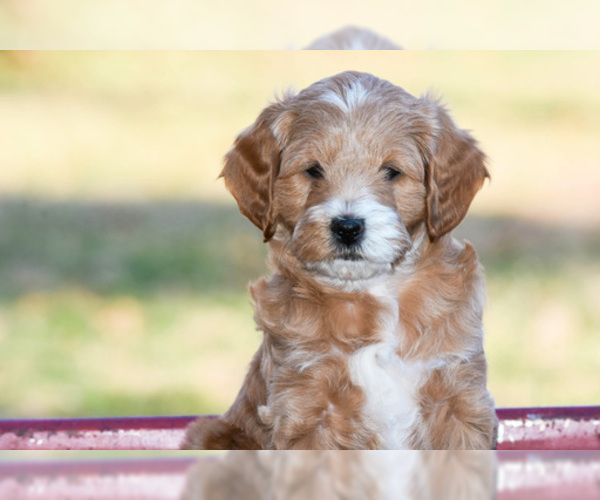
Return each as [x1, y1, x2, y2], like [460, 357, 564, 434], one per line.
[331, 217, 365, 247]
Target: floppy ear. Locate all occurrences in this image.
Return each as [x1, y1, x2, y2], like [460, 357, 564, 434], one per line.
[220, 103, 290, 242]
[425, 105, 490, 240]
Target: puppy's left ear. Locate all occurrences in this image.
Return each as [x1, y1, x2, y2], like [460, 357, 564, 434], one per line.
[425, 105, 490, 240]
[220, 102, 291, 242]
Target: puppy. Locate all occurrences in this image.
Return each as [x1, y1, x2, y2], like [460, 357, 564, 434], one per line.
[182, 71, 497, 450]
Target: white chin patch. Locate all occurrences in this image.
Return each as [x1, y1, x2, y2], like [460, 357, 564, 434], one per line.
[298, 193, 412, 284]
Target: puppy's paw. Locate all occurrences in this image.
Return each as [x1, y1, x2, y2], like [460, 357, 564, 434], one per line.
[181, 417, 260, 450]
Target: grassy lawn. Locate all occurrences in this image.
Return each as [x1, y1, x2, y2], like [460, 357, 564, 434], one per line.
[0, 199, 264, 417]
[0, 51, 599, 418]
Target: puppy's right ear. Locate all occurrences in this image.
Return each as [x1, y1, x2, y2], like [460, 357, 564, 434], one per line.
[220, 102, 291, 242]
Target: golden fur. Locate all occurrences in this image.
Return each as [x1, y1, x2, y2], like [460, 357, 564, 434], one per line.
[182, 71, 497, 450]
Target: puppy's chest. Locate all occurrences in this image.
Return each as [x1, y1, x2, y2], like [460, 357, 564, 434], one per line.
[347, 297, 437, 450]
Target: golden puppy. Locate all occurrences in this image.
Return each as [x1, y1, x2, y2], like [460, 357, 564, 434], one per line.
[183, 71, 497, 450]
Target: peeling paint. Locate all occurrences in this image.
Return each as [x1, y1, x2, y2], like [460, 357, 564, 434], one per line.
[0, 410, 599, 450]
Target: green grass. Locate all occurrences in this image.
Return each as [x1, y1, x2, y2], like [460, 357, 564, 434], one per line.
[0, 51, 599, 417]
[0, 198, 265, 417]
[0, 284, 260, 417]
[0, 200, 598, 417]
[0, 198, 266, 299]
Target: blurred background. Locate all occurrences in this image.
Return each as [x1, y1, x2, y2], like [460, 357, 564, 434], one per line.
[1, 0, 600, 49]
[0, 51, 599, 419]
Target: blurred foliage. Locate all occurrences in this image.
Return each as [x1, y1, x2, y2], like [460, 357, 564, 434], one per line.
[0, 51, 599, 417]
[0, 198, 266, 299]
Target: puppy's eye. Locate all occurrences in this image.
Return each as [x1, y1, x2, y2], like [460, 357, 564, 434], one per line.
[305, 163, 325, 179]
[381, 163, 403, 181]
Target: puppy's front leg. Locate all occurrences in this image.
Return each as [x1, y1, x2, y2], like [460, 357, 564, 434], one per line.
[181, 418, 259, 450]
[264, 363, 380, 450]
[413, 354, 497, 450]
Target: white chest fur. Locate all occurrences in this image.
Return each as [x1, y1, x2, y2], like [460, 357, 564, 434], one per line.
[348, 282, 437, 449]
[349, 341, 434, 449]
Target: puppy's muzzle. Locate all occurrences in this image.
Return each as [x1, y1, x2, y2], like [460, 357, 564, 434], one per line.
[331, 217, 365, 247]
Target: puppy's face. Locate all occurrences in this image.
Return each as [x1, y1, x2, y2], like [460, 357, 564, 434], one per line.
[221, 72, 488, 283]
[273, 96, 424, 282]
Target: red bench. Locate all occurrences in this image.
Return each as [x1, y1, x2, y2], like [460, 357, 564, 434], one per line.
[1, 406, 599, 450]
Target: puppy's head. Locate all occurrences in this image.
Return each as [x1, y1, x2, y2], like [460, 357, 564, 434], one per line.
[221, 71, 488, 282]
